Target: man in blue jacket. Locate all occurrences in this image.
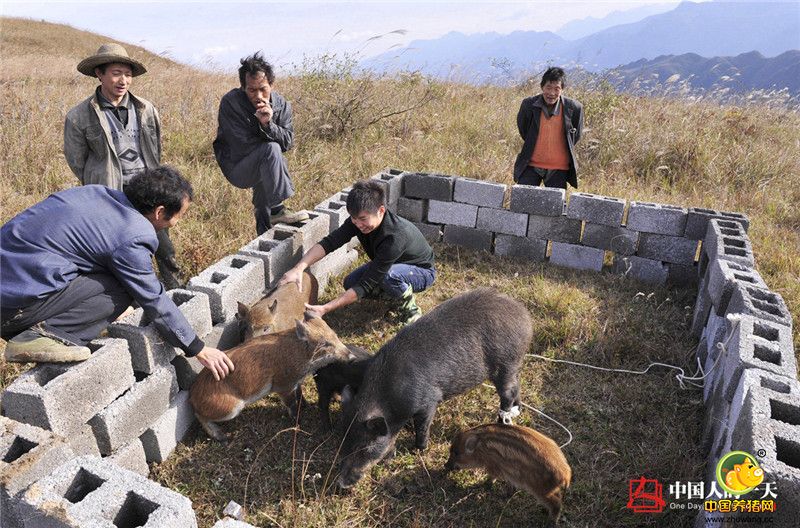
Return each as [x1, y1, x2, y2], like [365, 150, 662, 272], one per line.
[1, 166, 233, 380]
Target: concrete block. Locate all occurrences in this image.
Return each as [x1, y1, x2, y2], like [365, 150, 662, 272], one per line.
[238, 230, 302, 288]
[550, 242, 605, 272]
[314, 199, 349, 233]
[707, 259, 768, 315]
[271, 211, 329, 254]
[89, 365, 178, 456]
[720, 315, 797, 402]
[581, 223, 638, 255]
[666, 263, 699, 288]
[700, 218, 754, 279]
[107, 437, 148, 477]
[171, 355, 203, 391]
[19, 456, 197, 528]
[68, 424, 101, 458]
[1, 339, 134, 435]
[626, 201, 688, 235]
[476, 207, 528, 237]
[413, 222, 443, 243]
[403, 172, 455, 201]
[443, 225, 493, 252]
[702, 311, 730, 402]
[527, 214, 582, 243]
[310, 246, 359, 292]
[187, 255, 265, 324]
[370, 171, 405, 211]
[396, 197, 427, 223]
[685, 207, 750, 240]
[1, 417, 74, 528]
[612, 255, 668, 285]
[202, 318, 243, 352]
[509, 185, 564, 216]
[637, 233, 698, 265]
[141, 391, 196, 464]
[691, 277, 713, 338]
[453, 178, 506, 208]
[494, 235, 547, 261]
[731, 387, 800, 524]
[566, 192, 625, 226]
[700, 376, 730, 455]
[427, 200, 478, 227]
[726, 284, 793, 329]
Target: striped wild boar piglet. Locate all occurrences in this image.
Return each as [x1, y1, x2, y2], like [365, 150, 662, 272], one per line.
[314, 345, 374, 431]
[237, 270, 319, 341]
[445, 423, 571, 525]
[190, 313, 354, 442]
[337, 288, 533, 488]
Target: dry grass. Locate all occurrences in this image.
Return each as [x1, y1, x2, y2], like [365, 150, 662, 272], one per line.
[1, 17, 798, 527]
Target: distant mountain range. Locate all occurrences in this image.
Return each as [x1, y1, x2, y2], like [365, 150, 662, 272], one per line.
[365, 0, 800, 93]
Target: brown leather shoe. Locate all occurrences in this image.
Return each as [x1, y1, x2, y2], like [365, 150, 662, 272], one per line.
[4, 329, 91, 363]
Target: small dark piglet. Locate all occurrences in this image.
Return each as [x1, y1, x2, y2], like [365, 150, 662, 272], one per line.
[446, 423, 571, 525]
[314, 345, 373, 431]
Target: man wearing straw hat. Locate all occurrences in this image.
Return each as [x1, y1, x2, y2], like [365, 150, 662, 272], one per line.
[64, 43, 183, 290]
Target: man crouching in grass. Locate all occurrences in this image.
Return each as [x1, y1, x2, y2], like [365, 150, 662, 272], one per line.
[280, 180, 436, 325]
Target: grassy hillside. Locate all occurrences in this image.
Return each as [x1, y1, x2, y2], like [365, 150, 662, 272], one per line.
[1, 18, 798, 527]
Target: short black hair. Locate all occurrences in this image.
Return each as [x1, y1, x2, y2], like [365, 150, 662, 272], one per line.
[541, 66, 567, 89]
[238, 52, 275, 87]
[124, 165, 194, 219]
[346, 180, 385, 215]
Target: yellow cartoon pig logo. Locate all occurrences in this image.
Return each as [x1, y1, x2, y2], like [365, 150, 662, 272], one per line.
[717, 451, 765, 495]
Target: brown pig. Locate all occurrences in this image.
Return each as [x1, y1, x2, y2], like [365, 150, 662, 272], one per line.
[237, 271, 319, 341]
[445, 423, 571, 524]
[189, 313, 353, 441]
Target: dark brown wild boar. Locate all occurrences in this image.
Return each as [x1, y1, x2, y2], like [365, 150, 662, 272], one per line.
[445, 423, 571, 525]
[237, 271, 319, 341]
[314, 345, 374, 431]
[190, 314, 353, 441]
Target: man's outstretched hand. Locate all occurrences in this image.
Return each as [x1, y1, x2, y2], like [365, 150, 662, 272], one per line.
[195, 347, 235, 381]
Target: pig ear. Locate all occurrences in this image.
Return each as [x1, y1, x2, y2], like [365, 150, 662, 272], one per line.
[365, 416, 389, 437]
[304, 310, 318, 321]
[269, 299, 278, 313]
[464, 435, 478, 455]
[237, 302, 250, 319]
[295, 319, 310, 341]
[341, 385, 354, 406]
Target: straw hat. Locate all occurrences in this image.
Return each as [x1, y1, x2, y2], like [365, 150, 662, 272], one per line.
[77, 43, 147, 77]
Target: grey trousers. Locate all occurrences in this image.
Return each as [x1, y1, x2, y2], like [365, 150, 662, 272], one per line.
[1, 274, 132, 346]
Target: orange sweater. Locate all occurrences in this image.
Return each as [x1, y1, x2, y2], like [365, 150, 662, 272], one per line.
[530, 106, 569, 170]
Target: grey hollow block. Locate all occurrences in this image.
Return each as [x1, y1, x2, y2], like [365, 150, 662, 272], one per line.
[271, 211, 329, 254]
[1, 338, 135, 435]
[313, 199, 349, 233]
[107, 437, 149, 477]
[527, 214, 581, 243]
[581, 223, 638, 255]
[700, 218, 754, 279]
[494, 235, 547, 261]
[726, 284, 793, 329]
[666, 262, 699, 288]
[202, 318, 243, 352]
[310, 246, 359, 292]
[371, 172, 404, 210]
[566, 192, 625, 226]
[172, 354, 204, 391]
[707, 259, 768, 316]
[637, 232, 698, 265]
[626, 201, 688, 235]
[427, 200, 478, 227]
[453, 177, 506, 208]
[509, 185, 564, 216]
[141, 391, 196, 464]
[396, 197, 428, 223]
[691, 276, 713, 338]
[89, 365, 178, 455]
[413, 222, 443, 243]
[476, 207, 528, 237]
[612, 255, 668, 285]
[238, 230, 302, 288]
[550, 242, 605, 272]
[403, 172, 455, 201]
[19, 456, 197, 528]
[68, 423, 101, 458]
[685, 207, 750, 240]
[187, 254, 265, 324]
[443, 225, 493, 252]
[700, 377, 730, 455]
[720, 314, 797, 402]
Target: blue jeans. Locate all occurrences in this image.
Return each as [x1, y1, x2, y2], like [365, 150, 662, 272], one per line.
[344, 263, 436, 299]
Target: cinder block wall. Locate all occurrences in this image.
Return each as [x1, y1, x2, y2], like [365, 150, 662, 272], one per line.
[1, 168, 795, 527]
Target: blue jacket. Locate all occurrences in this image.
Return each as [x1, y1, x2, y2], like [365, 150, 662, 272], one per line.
[1, 186, 202, 355]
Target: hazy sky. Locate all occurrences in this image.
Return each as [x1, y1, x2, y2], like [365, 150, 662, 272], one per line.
[2, 0, 700, 71]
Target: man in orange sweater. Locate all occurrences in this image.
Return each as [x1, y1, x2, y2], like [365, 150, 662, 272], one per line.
[513, 67, 584, 189]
